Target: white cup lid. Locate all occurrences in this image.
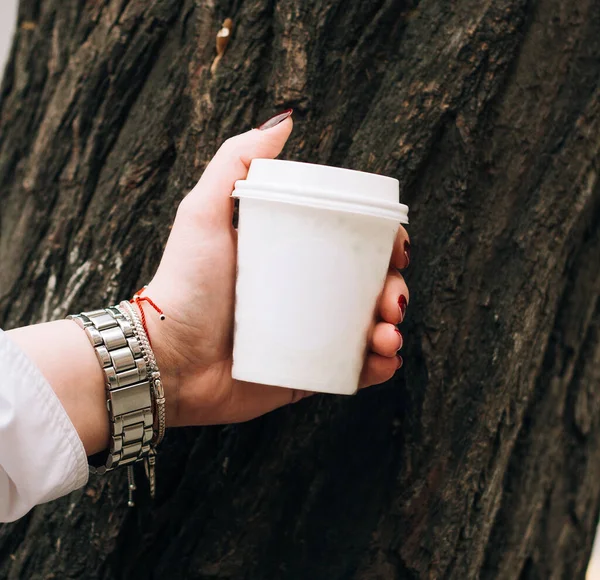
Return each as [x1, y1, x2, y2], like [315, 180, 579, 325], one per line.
[233, 159, 408, 223]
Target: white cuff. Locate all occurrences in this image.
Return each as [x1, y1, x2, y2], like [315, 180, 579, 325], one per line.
[0, 329, 89, 522]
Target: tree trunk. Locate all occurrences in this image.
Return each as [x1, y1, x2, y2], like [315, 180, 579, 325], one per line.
[1, 0, 600, 578]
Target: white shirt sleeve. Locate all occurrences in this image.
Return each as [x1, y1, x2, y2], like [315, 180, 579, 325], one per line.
[0, 328, 89, 522]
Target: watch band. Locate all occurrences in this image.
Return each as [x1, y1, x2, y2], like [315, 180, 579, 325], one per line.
[68, 307, 154, 474]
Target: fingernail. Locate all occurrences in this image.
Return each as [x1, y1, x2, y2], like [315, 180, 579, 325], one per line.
[257, 108, 293, 130]
[396, 355, 404, 369]
[395, 327, 403, 349]
[398, 295, 408, 321]
[404, 240, 411, 268]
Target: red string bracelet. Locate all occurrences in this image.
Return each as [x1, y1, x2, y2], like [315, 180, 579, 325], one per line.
[130, 286, 165, 347]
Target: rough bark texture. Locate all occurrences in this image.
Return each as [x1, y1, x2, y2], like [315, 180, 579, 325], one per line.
[1, 0, 599, 578]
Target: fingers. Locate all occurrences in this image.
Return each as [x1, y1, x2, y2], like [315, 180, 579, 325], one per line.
[378, 269, 410, 325]
[359, 353, 402, 389]
[370, 321, 403, 357]
[363, 227, 410, 389]
[361, 234, 411, 389]
[390, 226, 411, 270]
[181, 116, 294, 228]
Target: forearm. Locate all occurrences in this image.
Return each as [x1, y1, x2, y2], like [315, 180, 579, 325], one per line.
[7, 320, 109, 456]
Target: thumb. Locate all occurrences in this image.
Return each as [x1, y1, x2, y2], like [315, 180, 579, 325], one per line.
[184, 112, 293, 228]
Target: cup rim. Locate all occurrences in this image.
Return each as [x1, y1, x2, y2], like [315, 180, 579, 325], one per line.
[233, 179, 409, 223]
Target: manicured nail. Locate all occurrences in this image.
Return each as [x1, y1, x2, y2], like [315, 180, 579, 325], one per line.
[398, 295, 408, 321]
[404, 240, 411, 268]
[396, 355, 404, 369]
[257, 108, 293, 130]
[395, 327, 404, 350]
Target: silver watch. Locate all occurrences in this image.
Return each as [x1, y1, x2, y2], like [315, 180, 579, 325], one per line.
[68, 307, 154, 474]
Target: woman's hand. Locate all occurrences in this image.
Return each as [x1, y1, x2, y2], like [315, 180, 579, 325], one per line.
[7, 112, 410, 455]
[145, 113, 411, 427]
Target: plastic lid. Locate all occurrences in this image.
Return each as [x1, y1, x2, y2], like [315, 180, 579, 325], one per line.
[233, 159, 408, 223]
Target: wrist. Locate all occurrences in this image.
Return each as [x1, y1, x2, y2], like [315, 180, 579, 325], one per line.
[8, 320, 111, 456]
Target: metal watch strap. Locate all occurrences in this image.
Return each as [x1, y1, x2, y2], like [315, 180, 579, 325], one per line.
[68, 307, 154, 474]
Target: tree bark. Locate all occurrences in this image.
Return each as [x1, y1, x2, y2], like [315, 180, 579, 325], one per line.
[1, 0, 599, 578]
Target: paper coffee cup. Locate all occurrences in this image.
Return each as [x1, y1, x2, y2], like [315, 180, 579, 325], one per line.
[231, 159, 408, 395]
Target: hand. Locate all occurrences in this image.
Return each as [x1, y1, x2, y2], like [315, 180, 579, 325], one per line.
[144, 114, 411, 427]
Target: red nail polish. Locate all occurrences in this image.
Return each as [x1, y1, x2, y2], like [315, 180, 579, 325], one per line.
[404, 240, 411, 268]
[398, 295, 408, 321]
[396, 327, 403, 345]
[396, 355, 404, 369]
[257, 108, 293, 130]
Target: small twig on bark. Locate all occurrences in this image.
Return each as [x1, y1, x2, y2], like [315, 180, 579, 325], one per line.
[210, 18, 233, 75]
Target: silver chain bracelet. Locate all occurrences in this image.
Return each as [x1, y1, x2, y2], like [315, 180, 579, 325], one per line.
[116, 300, 167, 501]
[118, 300, 167, 446]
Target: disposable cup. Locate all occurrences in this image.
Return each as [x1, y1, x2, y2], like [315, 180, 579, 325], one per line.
[231, 159, 409, 395]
